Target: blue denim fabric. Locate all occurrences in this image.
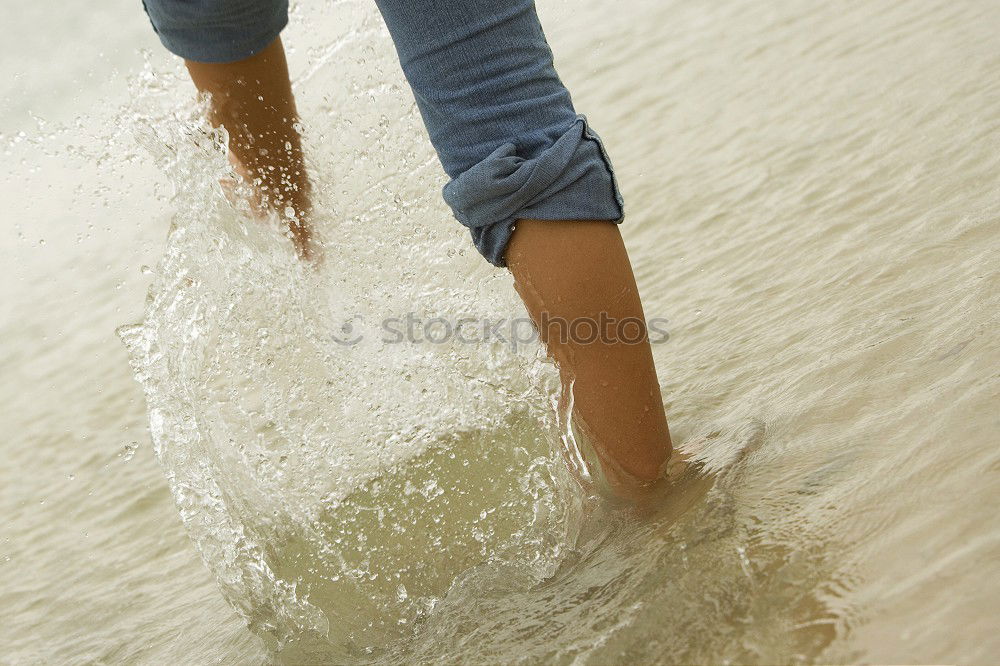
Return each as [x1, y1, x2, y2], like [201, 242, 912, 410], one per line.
[142, 0, 288, 64]
[375, 0, 624, 265]
[141, 0, 624, 265]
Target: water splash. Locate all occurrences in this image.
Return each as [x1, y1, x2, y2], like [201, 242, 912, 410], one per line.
[111, 5, 847, 662]
[115, 24, 590, 657]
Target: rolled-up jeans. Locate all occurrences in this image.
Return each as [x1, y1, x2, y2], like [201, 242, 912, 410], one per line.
[141, 0, 624, 265]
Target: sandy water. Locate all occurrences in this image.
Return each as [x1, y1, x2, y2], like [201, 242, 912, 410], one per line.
[2, 0, 999, 663]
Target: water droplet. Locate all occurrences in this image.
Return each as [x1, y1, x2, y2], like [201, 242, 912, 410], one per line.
[122, 442, 138, 462]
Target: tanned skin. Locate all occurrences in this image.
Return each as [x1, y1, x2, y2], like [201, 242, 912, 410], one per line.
[506, 219, 673, 493]
[185, 37, 313, 258]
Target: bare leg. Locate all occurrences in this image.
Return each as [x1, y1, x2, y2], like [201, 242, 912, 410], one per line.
[184, 37, 313, 258]
[506, 219, 673, 494]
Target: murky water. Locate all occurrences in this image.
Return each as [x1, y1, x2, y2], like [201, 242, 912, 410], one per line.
[3, 0, 999, 663]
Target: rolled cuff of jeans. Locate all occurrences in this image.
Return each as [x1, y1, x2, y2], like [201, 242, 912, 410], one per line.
[442, 115, 625, 267]
[142, 0, 288, 64]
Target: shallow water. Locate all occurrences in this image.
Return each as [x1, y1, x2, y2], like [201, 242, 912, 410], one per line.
[2, 0, 999, 663]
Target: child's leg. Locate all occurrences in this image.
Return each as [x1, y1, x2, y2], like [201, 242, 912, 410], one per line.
[185, 38, 312, 258]
[506, 220, 672, 487]
[142, 0, 311, 257]
[375, 0, 674, 487]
